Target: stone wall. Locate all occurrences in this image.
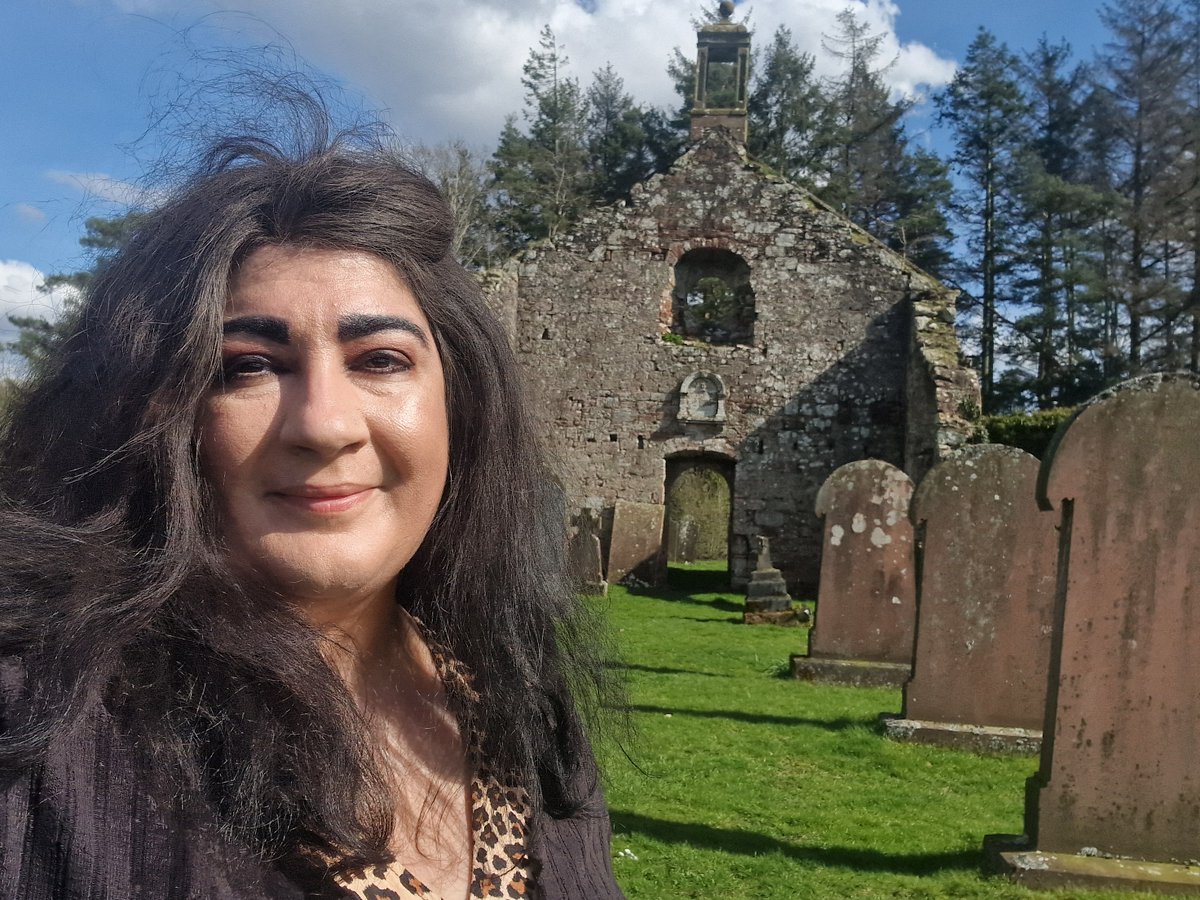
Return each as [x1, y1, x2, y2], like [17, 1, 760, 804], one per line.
[483, 128, 976, 593]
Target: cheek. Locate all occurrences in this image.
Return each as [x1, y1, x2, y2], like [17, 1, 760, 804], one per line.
[196, 402, 266, 499]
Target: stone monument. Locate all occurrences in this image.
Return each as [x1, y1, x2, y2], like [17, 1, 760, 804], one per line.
[743, 536, 798, 625]
[606, 499, 665, 585]
[884, 444, 1057, 753]
[568, 509, 608, 596]
[791, 460, 916, 686]
[986, 374, 1200, 894]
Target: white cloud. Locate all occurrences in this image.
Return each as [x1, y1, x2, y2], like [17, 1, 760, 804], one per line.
[0, 260, 77, 342]
[14, 204, 47, 225]
[171, 0, 957, 147]
[44, 170, 159, 206]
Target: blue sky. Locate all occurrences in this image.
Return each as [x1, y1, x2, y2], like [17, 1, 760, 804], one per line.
[0, 0, 1112, 333]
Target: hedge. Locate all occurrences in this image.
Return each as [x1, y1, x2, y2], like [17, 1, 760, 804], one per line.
[975, 407, 1076, 459]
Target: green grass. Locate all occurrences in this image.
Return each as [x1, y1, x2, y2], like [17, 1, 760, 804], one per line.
[598, 561, 1128, 899]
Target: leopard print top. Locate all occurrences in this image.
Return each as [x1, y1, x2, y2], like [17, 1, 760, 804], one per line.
[335, 630, 532, 900]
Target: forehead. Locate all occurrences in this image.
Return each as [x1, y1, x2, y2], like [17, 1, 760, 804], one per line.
[226, 245, 425, 323]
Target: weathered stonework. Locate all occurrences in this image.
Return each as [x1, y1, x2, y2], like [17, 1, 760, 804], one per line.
[483, 128, 977, 591]
[791, 459, 917, 686]
[886, 444, 1058, 752]
[988, 374, 1200, 894]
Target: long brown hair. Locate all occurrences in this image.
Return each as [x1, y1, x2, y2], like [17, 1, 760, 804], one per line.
[0, 126, 613, 874]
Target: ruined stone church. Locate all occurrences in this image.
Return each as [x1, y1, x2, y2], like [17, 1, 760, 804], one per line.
[483, 7, 978, 594]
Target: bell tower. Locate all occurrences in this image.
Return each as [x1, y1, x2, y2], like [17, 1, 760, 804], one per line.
[690, 0, 750, 143]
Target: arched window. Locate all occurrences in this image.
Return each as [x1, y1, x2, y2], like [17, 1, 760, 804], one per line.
[672, 248, 754, 344]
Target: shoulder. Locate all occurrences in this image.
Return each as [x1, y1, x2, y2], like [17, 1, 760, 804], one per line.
[528, 755, 626, 900]
[0, 691, 308, 900]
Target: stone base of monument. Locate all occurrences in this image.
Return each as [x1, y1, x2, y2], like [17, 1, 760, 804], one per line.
[789, 655, 910, 687]
[882, 717, 1040, 754]
[983, 834, 1200, 895]
[743, 608, 804, 626]
[579, 580, 608, 597]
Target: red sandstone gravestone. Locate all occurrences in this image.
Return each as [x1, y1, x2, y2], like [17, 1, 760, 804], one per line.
[884, 444, 1057, 753]
[791, 459, 916, 687]
[987, 374, 1200, 894]
[606, 500, 665, 585]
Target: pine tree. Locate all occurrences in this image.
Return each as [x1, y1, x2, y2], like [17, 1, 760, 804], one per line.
[1180, 0, 1200, 371]
[490, 26, 591, 251]
[937, 28, 1030, 410]
[820, 9, 909, 222]
[1003, 39, 1113, 407]
[1096, 0, 1190, 372]
[9, 213, 146, 368]
[747, 26, 830, 185]
[819, 10, 953, 278]
[665, 47, 697, 137]
[889, 147, 955, 278]
[585, 63, 651, 203]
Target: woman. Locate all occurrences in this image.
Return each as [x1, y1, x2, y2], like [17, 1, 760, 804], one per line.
[0, 129, 624, 899]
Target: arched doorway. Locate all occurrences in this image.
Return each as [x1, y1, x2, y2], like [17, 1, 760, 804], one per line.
[664, 455, 735, 576]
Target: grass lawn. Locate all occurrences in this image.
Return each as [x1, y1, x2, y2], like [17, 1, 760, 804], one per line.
[598, 561, 1129, 900]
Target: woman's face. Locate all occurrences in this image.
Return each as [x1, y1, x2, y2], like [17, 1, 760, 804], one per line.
[197, 245, 450, 609]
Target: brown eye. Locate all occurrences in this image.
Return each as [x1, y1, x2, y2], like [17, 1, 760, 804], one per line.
[222, 354, 275, 381]
[358, 351, 411, 373]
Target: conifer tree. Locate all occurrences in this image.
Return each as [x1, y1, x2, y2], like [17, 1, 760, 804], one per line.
[937, 28, 1030, 409]
[1096, 0, 1190, 372]
[747, 26, 830, 185]
[1179, 0, 1200, 371]
[9, 212, 145, 368]
[490, 26, 591, 251]
[1003, 40, 1113, 407]
[586, 63, 651, 203]
[820, 10, 953, 278]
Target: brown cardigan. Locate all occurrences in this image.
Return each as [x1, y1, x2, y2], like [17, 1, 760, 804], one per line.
[0, 703, 625, 899]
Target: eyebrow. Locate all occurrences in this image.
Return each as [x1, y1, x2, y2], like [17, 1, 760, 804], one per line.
[222, 316, 288, 343]
[221, 314, 429, 346]
[337, 313, 429, 346]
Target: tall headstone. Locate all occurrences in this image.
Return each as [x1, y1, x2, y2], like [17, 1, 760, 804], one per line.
[987, 375, 1200, 893]
[884, 445, 1057, 753]
[791, 460, 916, 686]
[667, 515, 698, 562]
[568, 509, 608, 596]
[606, 500, 665, 585]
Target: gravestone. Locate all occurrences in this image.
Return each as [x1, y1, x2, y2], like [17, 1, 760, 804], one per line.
[667, 515, 698, 562]
[791, 460, 916, 686]
[744, 536, 799, 625]
[568, 509, 607, 596]
[987, 375, 1200, 894]
[606, 500, 665, 585]
[884, 444, 1057, 753]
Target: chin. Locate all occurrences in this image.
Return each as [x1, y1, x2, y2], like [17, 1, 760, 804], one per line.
[242, 543, 407, 606]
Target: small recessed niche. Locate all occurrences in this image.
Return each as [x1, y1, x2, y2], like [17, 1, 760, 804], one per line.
[637, 435, 646, 449]
[541, 328, 552, 340]
[609, 434, 619, 442]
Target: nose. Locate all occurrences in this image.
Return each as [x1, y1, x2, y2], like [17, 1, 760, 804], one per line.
[277, 360, 369, 457]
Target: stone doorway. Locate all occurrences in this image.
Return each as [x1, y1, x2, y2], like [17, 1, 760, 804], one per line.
[664, 456, 735, 569]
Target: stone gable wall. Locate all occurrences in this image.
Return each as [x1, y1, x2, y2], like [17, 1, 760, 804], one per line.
[484, 129, 976, 592]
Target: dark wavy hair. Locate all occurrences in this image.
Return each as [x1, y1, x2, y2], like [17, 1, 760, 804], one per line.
[0, 128, 612, 876]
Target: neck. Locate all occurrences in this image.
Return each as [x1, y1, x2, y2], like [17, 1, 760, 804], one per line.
[305, 591, 438, 713]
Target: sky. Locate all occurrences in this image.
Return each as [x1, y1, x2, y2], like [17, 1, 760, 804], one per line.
[0, 0, 1114, 342]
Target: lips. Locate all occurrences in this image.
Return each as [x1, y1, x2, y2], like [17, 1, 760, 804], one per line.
[269, 484, 376, 514]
